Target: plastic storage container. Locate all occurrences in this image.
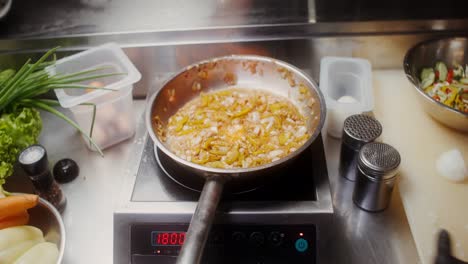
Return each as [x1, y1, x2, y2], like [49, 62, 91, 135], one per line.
[319, 56, 373, 138]
[49, 43, 142, 151]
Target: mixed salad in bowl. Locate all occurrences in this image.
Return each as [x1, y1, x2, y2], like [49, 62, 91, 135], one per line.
[420, 62, 468, 113]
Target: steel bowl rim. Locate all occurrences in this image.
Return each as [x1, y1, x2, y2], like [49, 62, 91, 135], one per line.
[39, 197, 65, 264]
[11, 193, 65, 264]
[403, 36, 468, 118]
[146, 54, 326, 175]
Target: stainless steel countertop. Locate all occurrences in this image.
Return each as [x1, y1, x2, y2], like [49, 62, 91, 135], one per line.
[5, 99, 419, 264]
[0, 26, 427, 263]
[321, 135, 419, 263]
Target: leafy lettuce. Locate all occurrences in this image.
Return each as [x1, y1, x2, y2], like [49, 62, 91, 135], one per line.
[0, 107, 42, 193]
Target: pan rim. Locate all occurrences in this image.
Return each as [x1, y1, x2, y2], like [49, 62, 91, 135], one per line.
[145, 54, 326, 175]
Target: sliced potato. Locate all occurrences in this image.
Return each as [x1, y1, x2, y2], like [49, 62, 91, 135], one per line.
[0, 226, 43, 251]
[13, 242, 59, 264]
[0, 238, 44, 263]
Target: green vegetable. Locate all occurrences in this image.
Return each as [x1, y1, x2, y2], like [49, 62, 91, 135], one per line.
[0, 47, 124, 195]
[421, 67, 434, 80]
[0, 47, 119, 152]
[0, 70, 15, 85]
[0, 108, 42, 194]
[435, 61, 448, 82]
[461, 78, 468, 85]
[453, 64, 465, 80]
[420, 68, 435, 88]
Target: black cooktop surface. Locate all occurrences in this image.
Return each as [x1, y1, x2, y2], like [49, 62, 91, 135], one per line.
[131, 134, 328, 202]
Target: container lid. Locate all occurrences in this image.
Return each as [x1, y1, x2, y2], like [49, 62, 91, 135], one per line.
[48, 43, 142, 108]
[342, 114, 382, 149]
[358, 142, 401, 180]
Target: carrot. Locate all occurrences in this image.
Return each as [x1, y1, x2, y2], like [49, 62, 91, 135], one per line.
[0, 211, 29, 230]
[0, 194, 38, 220]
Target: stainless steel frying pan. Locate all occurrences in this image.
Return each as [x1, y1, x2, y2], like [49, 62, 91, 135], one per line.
[146, 55, 326, 264]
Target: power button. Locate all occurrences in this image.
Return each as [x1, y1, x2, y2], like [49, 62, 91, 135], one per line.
[295, 238, 309, 252]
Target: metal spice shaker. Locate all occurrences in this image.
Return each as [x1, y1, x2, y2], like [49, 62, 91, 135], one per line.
[339, 114, 382, 181]
[18, 144, 67, 213]
[353, 142, 401, 212]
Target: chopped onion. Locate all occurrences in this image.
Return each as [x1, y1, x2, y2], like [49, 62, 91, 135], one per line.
[337, 95, 358, 104]
[164, 88, 312, 168]
[436, 149, 467, 183]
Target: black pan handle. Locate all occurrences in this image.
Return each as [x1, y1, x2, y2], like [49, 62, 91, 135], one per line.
[176, 178, 225, 264]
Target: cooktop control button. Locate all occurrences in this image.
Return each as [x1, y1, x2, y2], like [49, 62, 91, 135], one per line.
[211, 231, 224, 244]
[295, 238, 309, 252]
[249, 232, 265, 246]
[268, 232, 284, 247]
[232, 231, 247, 243]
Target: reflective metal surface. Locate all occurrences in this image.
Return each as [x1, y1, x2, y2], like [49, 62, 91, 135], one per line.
[115, 132, 333, 264]
[145, 55, 327, 264]
[5, 104, 418, 264]
[1, 0, 468, 38]
[0, 0, 311, 38]
[404, 37, 468, 132]
[0, 30, 422, 263]
[3, 30, 468, 101]
[147, 55, 325, 175]
[322, 136, 419, 264]
[22, 195, 66, 264]
[5, 103, 147, 264]
[112, 112, 418, 264]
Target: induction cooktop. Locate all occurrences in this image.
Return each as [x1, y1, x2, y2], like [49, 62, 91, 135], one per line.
[114, 133, 333, 264]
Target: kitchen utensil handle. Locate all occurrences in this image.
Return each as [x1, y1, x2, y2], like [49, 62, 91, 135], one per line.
[435, 229, 468, 264]
[176, 179, 224, 264]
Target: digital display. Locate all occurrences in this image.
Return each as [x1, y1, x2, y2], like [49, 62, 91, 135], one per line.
[151, 231, 186, 246]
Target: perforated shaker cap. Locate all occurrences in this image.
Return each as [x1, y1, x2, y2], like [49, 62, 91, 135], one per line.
[358, 142, 401, 180]
[342, 114, 382, 149]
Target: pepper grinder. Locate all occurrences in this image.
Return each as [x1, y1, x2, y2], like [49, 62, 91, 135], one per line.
[18, 144, 67, 213]
[339, 114, 382, 181]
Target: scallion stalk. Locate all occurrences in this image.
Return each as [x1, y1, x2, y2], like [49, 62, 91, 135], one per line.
[0, 47, 126, 155]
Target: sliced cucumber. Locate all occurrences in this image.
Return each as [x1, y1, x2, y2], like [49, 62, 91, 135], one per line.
[435, 61, 448, 82]
[420, 68, 435, 88]
[420, 67, 434, 81]
[460, 78, 468, 85]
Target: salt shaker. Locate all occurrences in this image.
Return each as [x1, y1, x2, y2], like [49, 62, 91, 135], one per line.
[353, 142, 401, 212]
[339, 114, 382, 181]
[18, 144, 67, 213]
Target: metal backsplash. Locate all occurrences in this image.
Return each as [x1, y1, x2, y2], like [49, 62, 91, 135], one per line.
[0, 22, 467, 98]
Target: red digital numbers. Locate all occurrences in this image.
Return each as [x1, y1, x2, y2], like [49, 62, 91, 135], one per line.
[170, 233, 178, 245]
[155, 232, 185, 246]
[178, 233, 186, 245]
[162, 233, 169, 244]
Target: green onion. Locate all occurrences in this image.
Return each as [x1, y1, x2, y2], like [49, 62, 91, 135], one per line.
[0, 47, 125, 155]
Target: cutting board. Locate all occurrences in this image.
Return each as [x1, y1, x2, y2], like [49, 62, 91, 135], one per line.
[373, 70, 468, 263]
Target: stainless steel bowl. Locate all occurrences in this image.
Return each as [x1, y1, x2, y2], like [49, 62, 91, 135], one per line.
[0, 0, 12, 20]
[26, 196, 65, 264]
[403, 37, 468, 132]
